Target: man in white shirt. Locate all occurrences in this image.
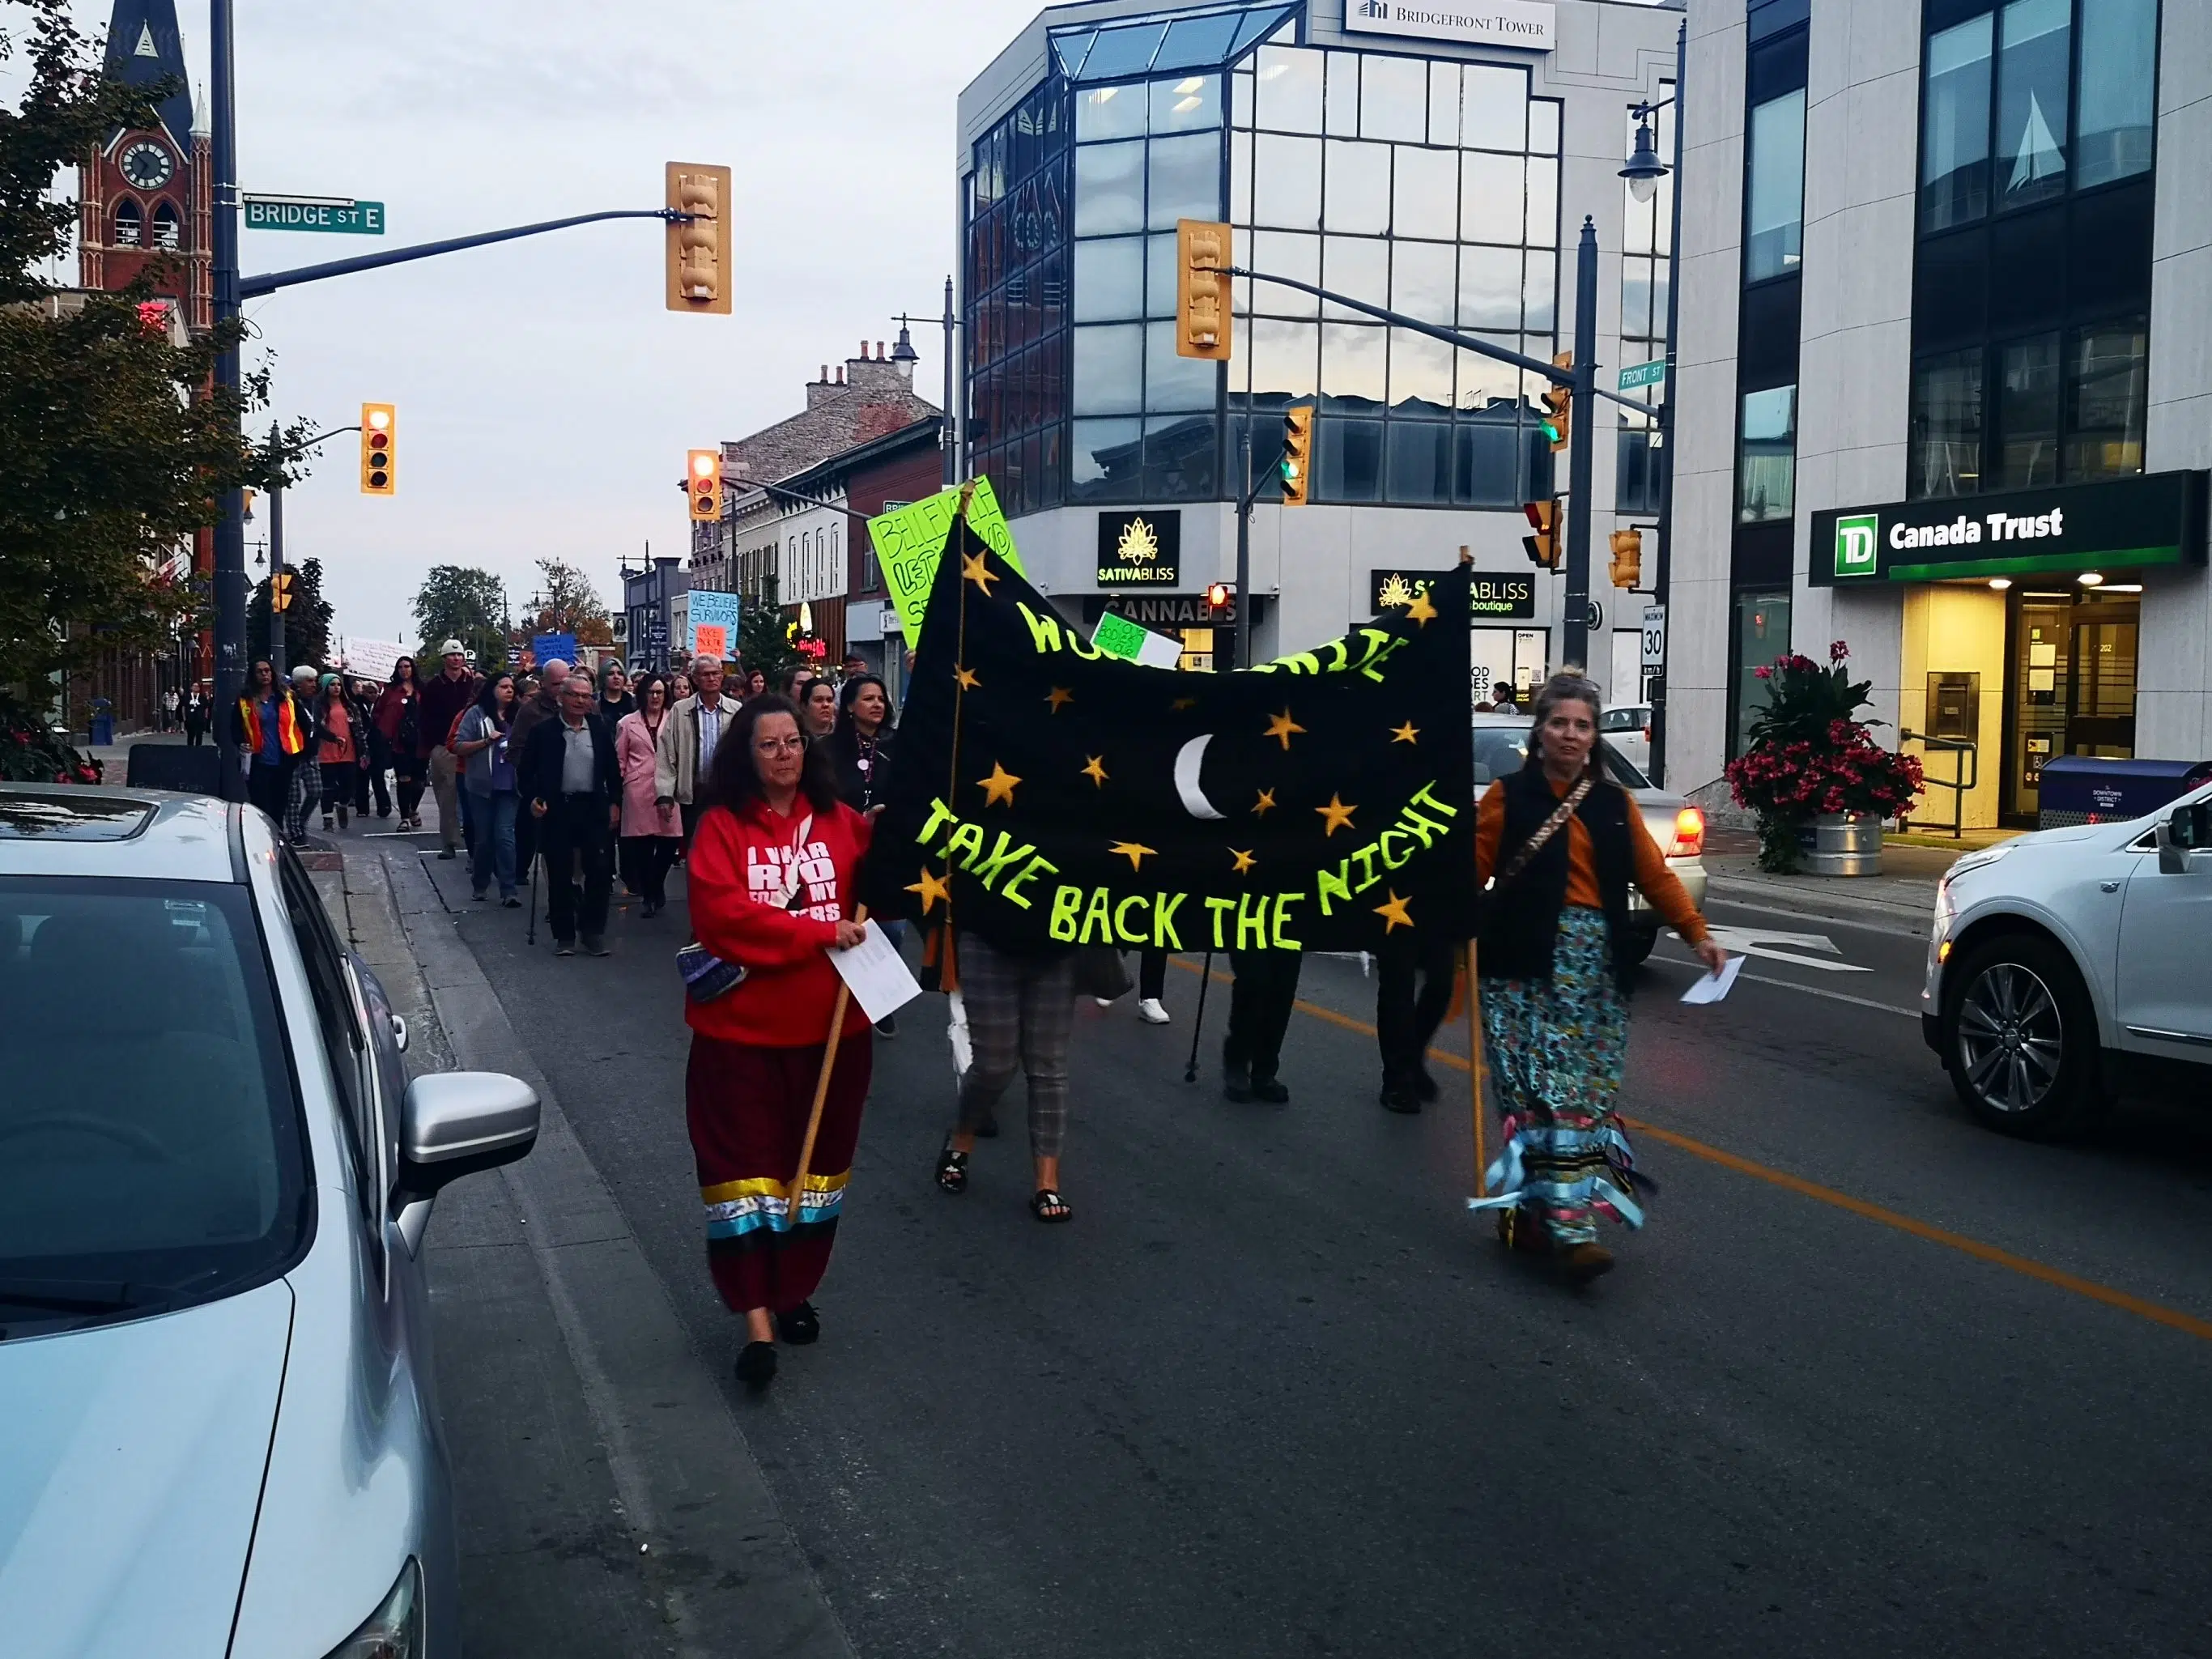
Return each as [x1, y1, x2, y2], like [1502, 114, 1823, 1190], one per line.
[655, 655, 732, 846]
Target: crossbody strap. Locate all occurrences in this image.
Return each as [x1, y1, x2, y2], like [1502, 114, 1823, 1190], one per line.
[1489, 775, 1594, 893]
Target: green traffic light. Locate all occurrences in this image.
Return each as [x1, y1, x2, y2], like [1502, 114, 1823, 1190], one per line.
[1539, 419, 1563, 445]
[1280, 459, 1300, 482]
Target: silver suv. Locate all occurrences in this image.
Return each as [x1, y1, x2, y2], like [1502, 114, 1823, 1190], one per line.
[0, 787, 538, 1655]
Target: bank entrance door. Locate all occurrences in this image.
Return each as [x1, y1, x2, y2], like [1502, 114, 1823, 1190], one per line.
[2006, 588, 2140, 823]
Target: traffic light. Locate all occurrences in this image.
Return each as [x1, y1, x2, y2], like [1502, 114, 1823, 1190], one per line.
[1205, 581, 1232, 618]
[1539, 351, 1572, 453]
[1608, 526, 1644, 590]
[359, 403, 395, 495]
[1521, 499, 1561, 568]
[665, 162, 733, 316]
[270, 569, 295, 612]
[1280, 404, 1314, 507]
[1174, 219, 1231, 361]
[686, 449, 722, 521]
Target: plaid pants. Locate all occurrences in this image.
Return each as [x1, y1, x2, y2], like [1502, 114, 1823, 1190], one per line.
[284, 755, 317, 842]
[954, 934, 1077, 1160]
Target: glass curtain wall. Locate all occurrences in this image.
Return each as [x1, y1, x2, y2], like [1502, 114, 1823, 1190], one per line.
[1223, 43, 1563, 507]
[1908, 0, 2159, 500]
[1616, 95, 1671, 515]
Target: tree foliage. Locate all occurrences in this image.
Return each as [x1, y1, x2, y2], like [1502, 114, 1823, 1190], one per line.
[732, 572, 797, 680]
[249, 555, 334, 670]
[522, 558, 613, 646]
[0, 0, 308, 693]
[412, 564, 508, 670]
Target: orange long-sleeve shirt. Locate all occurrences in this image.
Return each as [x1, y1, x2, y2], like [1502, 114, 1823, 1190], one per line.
[1477, 775, 1709, 945]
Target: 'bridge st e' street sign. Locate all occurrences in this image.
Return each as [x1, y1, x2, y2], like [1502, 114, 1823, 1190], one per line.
[243, 196, 385, 236]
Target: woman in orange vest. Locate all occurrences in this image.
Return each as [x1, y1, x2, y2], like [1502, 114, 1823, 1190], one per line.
[232, 660, 306, 824]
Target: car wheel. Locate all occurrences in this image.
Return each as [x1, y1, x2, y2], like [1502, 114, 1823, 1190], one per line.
[1942, 934, 2099, 1137]
[1615, 929, 1657, 970]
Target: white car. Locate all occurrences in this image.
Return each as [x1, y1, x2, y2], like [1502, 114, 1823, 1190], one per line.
[1601, 704, 1652, 772]
[1923, 783, 2212, 1134]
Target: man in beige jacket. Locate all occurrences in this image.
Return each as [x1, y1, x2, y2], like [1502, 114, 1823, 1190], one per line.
[654, 656, 734, 846]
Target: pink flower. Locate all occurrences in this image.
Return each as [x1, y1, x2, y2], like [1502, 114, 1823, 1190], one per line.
[1829, 639, 1848, 664]
[1755, 666, 1772, 680]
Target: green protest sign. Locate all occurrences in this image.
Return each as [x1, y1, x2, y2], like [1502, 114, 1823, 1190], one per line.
[868, 478, 1025, 642]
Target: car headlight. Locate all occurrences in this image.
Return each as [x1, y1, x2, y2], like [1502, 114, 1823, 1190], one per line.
[1946, 842, 2016, 883]
[323, 1559, 421, 1659]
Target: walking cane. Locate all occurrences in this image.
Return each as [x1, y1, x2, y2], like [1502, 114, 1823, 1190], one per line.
[1465, 942, 1487, 1199]
[1183, 948, 1214, 1083]
[787, 904, 868, 1229]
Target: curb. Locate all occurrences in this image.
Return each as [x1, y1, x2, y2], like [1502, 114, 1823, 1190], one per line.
[1705, 872, 1935, 931]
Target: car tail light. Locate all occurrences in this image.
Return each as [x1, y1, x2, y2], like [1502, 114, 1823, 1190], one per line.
[1667, 806, 1704, 857]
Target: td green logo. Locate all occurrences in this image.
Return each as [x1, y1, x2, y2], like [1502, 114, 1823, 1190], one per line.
[1834, 513, 1879, 577]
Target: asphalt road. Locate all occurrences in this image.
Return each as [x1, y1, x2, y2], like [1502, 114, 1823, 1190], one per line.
[407, 841, 2212, 1658]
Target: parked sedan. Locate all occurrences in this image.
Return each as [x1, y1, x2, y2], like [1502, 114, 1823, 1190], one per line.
[1924, 782, 2212, 1135]
[0, 786, 539, 1656]
[1472, 715, 1708, 966]
[1601, 703, 1653, 772]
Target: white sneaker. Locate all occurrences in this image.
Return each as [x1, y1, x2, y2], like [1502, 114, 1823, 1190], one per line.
[1093, 996, 1115, 1008]
[1138, 998, 1171, 1025]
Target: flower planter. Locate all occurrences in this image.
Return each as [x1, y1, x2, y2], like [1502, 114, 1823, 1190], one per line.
[1794, 811, 1883, 877]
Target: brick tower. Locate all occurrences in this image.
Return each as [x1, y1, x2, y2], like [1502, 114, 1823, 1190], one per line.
[79, 0, 211, 331]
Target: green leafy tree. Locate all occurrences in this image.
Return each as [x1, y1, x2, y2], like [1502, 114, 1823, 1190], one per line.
[248, 555, 334, 670]
[521, 558, 613, 647]
[731, 572, 796, 681]
[0, 0, 307, 717]
[411, 564, 508, 671]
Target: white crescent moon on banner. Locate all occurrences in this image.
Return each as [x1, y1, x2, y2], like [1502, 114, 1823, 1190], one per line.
[1173, 735, 1227, 820]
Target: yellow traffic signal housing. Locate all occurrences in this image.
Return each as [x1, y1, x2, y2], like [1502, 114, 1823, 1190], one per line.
[666, 163, 734, 316]
[687, 449, 723, 521]
[1540, 351, 1572, 453]
[1608, 526, 1644, 589]
[1175, 219, 1231, 361]
[270, 569, 295, 612]
[1280, 404, 1314, 506]
[1521, 499, 1561, 568]
[359, 403, 395, 494]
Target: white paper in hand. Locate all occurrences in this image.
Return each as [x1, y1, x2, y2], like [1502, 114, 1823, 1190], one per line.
[829, 921, 925, 1024]
[1679, 954, 1743, 1006]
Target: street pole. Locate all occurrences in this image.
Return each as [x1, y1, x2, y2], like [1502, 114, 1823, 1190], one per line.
[1562, 216, 1599, 671]
[268, 446, 285, 670]
[1648, 20, 1687, 788]
[941, 276, 958, 487]
[1235, 423, 1253, 670]
[210, 0, 245, 798]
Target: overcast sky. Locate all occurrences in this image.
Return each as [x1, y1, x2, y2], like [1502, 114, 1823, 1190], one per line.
[51, 0, 1044, 652]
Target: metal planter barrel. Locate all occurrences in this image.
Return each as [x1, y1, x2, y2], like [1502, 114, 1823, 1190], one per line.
[1794, 811, 1883, 876]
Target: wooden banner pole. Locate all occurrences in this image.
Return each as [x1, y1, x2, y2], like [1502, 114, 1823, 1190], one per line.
[788, 903, 869, 1227]
[1466, 942, 1487, 1199]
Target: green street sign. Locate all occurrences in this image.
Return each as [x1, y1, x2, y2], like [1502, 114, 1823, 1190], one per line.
[1618, 359, 1667, 391]
[244, 198, 385, 236]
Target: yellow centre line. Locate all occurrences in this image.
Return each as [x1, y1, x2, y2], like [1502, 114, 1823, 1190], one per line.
[1171, 957, 2212, 1343]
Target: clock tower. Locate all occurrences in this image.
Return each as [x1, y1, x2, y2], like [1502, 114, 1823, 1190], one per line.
[79, 0, 211, 331]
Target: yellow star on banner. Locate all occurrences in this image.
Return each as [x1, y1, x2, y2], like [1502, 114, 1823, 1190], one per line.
[961, 551, 998, 594]
[1373, 889, 1414, 932]
[1314, 793, 1357, 836]
[1230, 848, 1257, 875]
[1044, 686, 1074, 713]
[1082, 755, 1108, 787]
[1252, 787, 1277, 817]
[905, 866, 951, 914]
[1108, 840, 1156, 871]
[1402, 587, 1439, 627]
[1390, 719, 1420, 744]
[953, 664, 980, 691]
[978, 762, 1021, 806]
[1264, 708, 1306, 750]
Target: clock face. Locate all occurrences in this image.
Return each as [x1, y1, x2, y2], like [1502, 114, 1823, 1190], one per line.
[120, 141, 173, 190]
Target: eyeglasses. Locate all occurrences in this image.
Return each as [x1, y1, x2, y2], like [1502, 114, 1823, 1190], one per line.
[754, 736, 806, 755]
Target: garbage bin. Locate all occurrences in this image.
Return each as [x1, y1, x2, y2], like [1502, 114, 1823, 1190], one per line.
[2037, 756, 2212, 830]
[88, 699, 114, 747]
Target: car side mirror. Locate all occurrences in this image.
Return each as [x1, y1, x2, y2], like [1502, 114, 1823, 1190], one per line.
[391, 1072, 539, 1249]
[2157, 802, 2212, 876]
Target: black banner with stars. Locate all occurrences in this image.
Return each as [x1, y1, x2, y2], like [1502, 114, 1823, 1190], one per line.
[868, 523, 1475, 957]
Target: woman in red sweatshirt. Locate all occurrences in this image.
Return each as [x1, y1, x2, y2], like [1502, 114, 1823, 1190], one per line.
[683, 693, 873, 1390]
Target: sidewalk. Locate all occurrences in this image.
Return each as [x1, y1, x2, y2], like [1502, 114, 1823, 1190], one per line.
[1700, 835, 1963, 929]
[313, 836, 855, 1659]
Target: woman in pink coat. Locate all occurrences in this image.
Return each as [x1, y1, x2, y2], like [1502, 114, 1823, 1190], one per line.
[616, 672, 684, 917]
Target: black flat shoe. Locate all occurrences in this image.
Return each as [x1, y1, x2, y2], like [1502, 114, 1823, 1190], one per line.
[1223, 1061, 1253, 1103]
[775, 1302, 819, 1345]
[1380, 1085, 1421, 1114]
[1029, 1189, 1073, 1223]
[935, 1142, 969, 1194]
[1251, 1075, 1290, 1104]
[734, 1341, 778, 1389]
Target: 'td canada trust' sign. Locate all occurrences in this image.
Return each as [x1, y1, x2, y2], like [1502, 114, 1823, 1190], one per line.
[1810, 472, 2209, 586]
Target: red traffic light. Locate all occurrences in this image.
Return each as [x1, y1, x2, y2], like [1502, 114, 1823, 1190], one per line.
[1206, 582, 1232, 610]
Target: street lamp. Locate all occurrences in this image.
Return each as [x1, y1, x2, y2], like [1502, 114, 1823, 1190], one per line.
[1619, 108, 1669, 203]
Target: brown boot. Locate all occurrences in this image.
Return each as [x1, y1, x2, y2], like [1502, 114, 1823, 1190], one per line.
[1561, 1243, 1614, 1283]
[1495, 1208, 1551, 1256]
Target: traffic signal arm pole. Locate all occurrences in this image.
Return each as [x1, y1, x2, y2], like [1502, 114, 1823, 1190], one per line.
[240, 209, 692, 300]
[1563, 218, 1599, 672]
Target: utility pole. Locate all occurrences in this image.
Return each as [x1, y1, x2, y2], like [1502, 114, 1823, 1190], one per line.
[1235, 425, 1253, 669]
[941, 275, 958, 487]
[267, 424, 285, 670]
[1562, 216, 1599, 672]
[1649, 19, 1687, 788]
[210, 0, 245, 798]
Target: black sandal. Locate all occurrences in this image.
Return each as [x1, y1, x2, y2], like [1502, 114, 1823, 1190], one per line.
[935, 1143, 969, 1194]
[1029, 1189, 1072, 1223]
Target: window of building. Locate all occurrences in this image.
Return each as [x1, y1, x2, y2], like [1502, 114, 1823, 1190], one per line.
[1995, 0, 2069, 213]
[1909, 347, 1984, 497]
[2065, 316, 2148, 479]
[1737, 385, 1796, 524]
[2076, 0, 2158, 187]
[151, 200, 181, 250]
[1729, 589, 1793, 759]
[1922, 15, 1993, 231]
[1744, 88, 1805, 282]
[113, 198, 143, 247]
